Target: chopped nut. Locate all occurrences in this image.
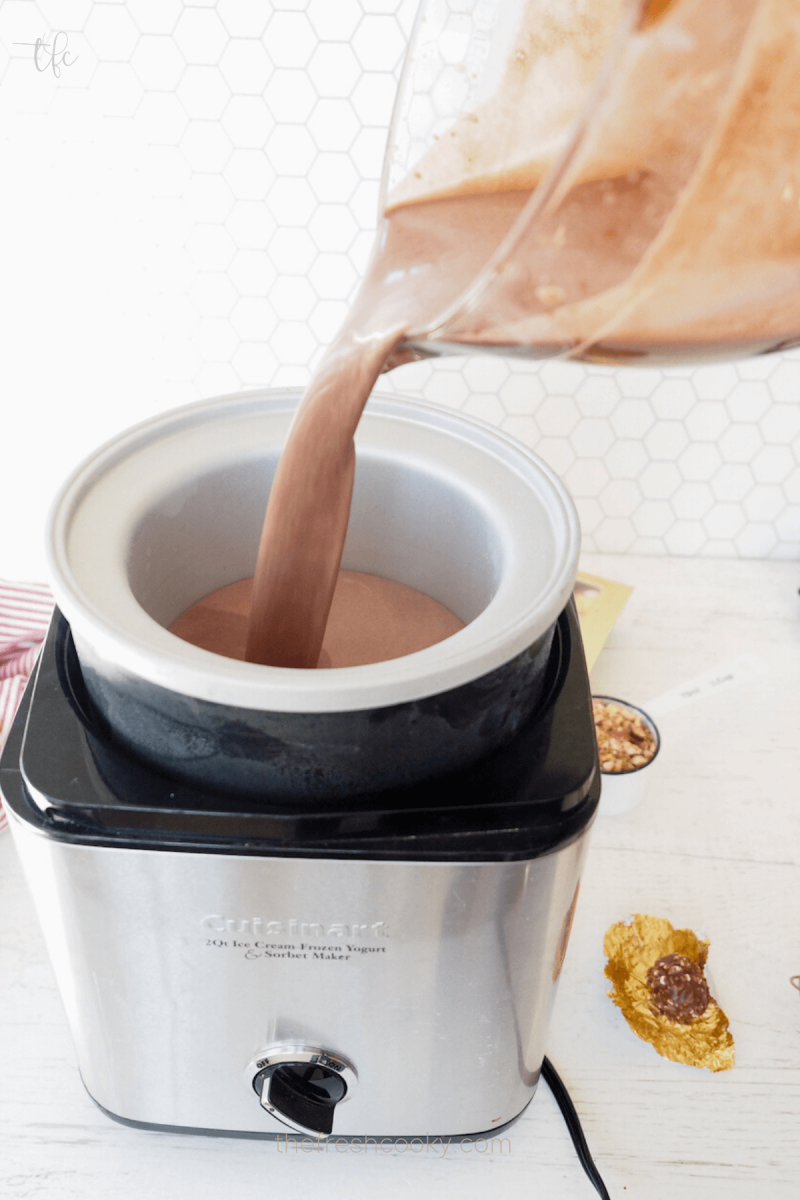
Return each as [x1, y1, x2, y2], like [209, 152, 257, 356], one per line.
[593, 698, 657, 773]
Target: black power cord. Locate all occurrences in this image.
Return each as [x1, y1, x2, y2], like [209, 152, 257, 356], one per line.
[541, 1057, 611, 1199]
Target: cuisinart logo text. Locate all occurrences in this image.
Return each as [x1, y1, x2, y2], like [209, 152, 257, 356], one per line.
[202, 915, 390, 939]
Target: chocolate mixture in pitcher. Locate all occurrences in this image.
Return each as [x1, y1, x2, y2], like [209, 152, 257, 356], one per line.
[171, 0, 800, 669]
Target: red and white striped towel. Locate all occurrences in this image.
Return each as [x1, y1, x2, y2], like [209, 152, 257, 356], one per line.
[0, 581, 54, 832]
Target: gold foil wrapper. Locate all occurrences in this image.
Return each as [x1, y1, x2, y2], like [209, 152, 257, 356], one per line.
[604, 914, 734, 1072]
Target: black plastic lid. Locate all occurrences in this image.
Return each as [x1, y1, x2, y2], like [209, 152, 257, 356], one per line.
[1, 604, 599, 861]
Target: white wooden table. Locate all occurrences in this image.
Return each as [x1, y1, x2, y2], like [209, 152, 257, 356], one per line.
[2, 554, 799, 1199]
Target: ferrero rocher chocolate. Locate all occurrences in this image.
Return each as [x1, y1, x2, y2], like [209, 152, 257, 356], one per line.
[604, 914, 734, 1072]
[647, 952, 710, 1024]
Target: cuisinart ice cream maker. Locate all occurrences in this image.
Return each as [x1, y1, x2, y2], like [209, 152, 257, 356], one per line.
[1, 391, 599, 1140]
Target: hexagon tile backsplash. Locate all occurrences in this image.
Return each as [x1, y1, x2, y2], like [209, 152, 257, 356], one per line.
[2, 1, 800, 576]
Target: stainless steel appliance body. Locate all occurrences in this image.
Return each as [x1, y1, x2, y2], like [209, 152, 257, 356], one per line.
[7, 801, 589, 1137]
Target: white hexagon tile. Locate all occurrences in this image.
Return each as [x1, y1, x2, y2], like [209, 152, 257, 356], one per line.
[1, 2, 800, 579]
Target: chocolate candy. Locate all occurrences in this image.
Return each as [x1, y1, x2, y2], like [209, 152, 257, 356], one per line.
[646, 952, 711, 1024]
[604, 913, 734, 1071]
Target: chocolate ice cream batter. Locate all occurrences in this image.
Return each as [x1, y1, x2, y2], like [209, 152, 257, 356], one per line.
[170, 572, 464, 669]
[171, 190, 535, 668]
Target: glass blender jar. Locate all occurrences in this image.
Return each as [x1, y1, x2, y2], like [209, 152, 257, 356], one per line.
[380, 0, 800, 368]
